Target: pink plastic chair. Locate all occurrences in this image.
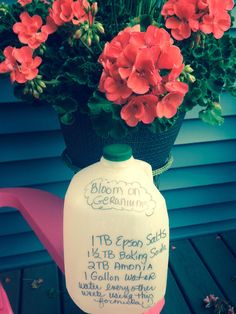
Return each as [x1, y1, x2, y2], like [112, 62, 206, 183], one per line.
[0, 188, 165, 313]
[0, 282, 13, 314]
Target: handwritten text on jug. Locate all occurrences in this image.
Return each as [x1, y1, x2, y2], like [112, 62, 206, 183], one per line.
[85, 178, 156, 216]
[79, 230, 168, 309]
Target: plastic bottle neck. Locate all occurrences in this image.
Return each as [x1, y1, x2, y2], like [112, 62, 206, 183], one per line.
[100, 156, 135, 169]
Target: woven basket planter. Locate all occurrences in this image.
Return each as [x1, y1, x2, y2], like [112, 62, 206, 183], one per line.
[60, 110, 185, 172]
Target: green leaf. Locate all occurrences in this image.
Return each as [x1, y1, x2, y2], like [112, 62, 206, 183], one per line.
[207, 77, 224, 94]
[53, 96, 78, 113]
[88, 92, 115, 115]
[229, 86, 236, 97]
[60, 112, 75, 125]
[190, 87, 202, 101]
[109, 121, 127, 139]
[199, 103, 224, 126]
[52, 105, 66, 115]
[192, 47, 204, 58]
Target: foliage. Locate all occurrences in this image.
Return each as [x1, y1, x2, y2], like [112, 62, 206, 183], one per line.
[0, 0, 236, 138]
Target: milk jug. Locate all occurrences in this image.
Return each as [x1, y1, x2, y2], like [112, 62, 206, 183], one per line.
[64, 144, 169, 314]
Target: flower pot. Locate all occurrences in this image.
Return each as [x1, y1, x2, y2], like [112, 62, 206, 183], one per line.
[60, 110, 185, 172]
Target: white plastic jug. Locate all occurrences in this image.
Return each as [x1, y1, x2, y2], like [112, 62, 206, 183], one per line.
[64, 144, 169, 314]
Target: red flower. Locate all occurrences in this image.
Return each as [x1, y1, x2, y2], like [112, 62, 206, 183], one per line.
[144, 25, 173, 49]
[13, 12, 48, 49]
[158, 45, 183, 69]
[163, 0, 199, 40]
[127, 48, 161, 94]
[17, 0, 32, 6]
[72, 0, 95, 25]
[98, 25, 188, 125]
[197, 0, 208, 10]
[162, 0, 234, 40]
[121, 95, 158, 127]
[117, 44, 139, 80]
[0, 46, 42, 83]
[41, 16, 58, 35]
[200, 12, 231, 38]
[156, 92, 185, 118]
[101, 32, 131, 61]
[165, 81, 189, 94]
[49, 0, 74, 26]
[102, 68, 132, 104]
[200, 0, 233, 39]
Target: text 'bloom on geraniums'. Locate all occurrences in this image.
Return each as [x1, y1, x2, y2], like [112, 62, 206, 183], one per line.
[0, 46, 42, 83]
[99, 25, 188, 126]
[161, 0, 234, 40]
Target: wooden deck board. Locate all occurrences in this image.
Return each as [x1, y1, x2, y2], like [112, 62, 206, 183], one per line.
[0, 269, 21, 313]
[60, 274, 86, 314]
[20, 263, 61, 314]
[221, 230, 236, 256]
[169, 239, 225, 314]
[191, 234, 236, 304]
[0, 231, 235, 314]
[162, 270, 192, 314]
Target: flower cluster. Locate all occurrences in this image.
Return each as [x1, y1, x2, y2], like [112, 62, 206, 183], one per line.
[0, 46, 42, 83]
[0, 0, 100, 82]
[0, 0, 235, 136]
[203, 294, 235, 314]
[162, 0, 234, 40]
[48, 0, 97, 28]
[99, 25, 188, 126]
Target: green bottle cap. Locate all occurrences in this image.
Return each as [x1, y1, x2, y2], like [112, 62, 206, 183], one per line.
[103, 144, 132, 162]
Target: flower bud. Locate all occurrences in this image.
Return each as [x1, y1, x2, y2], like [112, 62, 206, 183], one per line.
[33, 90, 40, 99]
[81, 33, 91, 46]
[83, 22, 90, 31]
[91, 2, 98, 16]
[86, 34, 92, 46]
[93, 33, 100, 43]
[184, 65, 194, 73]
[0, 3, 9, 14]
[95, 22, 104, 34]
[23, 87, 29, 95]
[38, 80, 46, 89]
[74, 29, 83, 39]
[187, 73, 196, 83]
[36, 85, 43, 94]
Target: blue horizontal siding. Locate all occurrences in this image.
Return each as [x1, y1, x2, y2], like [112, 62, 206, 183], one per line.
[0, 212, 31, 236]
[0, 102, 59, 134]
[160, 162, 236, 190]
[0, 232, 44, 258]
[172, 140, 236, 168]
[170, 201, 236, 229]
[1, 46, 236, 269]
[171, 219, 236, 240]
[0, 251, 51, 272]
[1, 158, 236, 190]
[0, 131, 64, 162]
[164, 182, 236, 210]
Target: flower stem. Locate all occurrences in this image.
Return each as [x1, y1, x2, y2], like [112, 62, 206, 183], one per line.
[81, 40, 95, 55]
[96, 41, 103, 53]
[44, 79, 60, 86]
[111, 0, 118, 33]
[7, 10, 17, 23]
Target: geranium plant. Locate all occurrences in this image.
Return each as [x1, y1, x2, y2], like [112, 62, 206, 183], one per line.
[0, 0, 235, 138]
